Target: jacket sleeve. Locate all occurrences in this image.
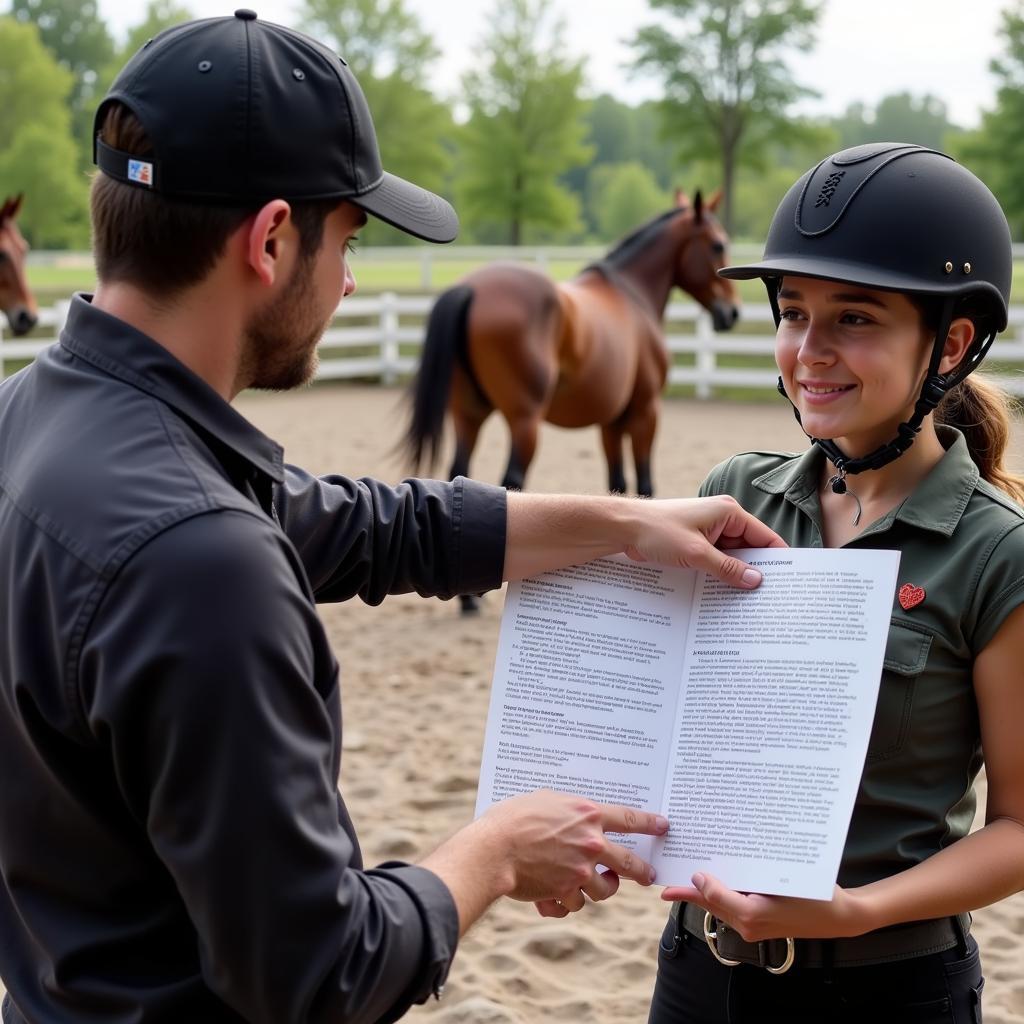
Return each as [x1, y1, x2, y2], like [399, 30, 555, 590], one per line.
[273, 469, 507, 603]
[78, 510, 457, 1024]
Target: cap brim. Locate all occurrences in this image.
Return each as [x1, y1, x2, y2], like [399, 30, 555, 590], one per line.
[352, 172, 458, 243]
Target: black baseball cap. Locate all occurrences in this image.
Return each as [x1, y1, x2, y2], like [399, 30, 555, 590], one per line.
[93, 9, 458, 243]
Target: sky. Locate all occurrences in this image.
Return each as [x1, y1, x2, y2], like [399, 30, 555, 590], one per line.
[97, 0, 1010, 129]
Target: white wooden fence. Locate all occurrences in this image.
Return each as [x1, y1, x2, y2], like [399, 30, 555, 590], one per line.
[5, 294, 1024, 397]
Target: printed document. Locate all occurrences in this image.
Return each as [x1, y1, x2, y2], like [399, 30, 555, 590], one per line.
[474, 548, 900, 898]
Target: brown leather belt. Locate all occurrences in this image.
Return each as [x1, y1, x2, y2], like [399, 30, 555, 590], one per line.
[673, 901, 971, 972]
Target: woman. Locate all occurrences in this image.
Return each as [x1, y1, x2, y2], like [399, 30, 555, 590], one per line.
[648, 143, 1024, 1023]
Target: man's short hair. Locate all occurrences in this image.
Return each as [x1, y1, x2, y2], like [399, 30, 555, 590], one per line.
[91, 102, 339, 298]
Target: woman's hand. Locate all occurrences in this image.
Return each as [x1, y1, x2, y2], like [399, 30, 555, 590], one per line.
[661, 872, 869, 941]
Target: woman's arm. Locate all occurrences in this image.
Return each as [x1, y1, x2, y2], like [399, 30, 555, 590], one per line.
[662, 602, 1024, 941]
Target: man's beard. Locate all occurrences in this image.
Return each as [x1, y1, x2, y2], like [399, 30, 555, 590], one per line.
[242, 253, 328, 391]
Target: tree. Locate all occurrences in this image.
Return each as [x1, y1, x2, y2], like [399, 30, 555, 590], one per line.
[8, 0, 114, 168]
[297, 0, 454, 244]
[630, 0, 821, 233]
[588, 162, 669, 241]
[952, 3, 1024, 237]
[96, 2, 195, 102]
[832, 92, 958, 151]
[0, 16, 89, 247]
[456, 0, 592, 245]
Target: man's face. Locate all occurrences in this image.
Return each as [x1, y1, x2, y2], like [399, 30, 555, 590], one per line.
[242, 201, 364, 391]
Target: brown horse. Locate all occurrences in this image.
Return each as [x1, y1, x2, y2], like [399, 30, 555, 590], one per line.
[0, 195, 37, 337]
[404, 191, 738, 498]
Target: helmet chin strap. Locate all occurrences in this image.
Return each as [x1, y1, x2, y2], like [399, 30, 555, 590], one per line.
[770, 292, 991, 483]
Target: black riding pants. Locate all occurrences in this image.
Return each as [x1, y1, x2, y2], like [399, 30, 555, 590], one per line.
[647, 915, 985, 1024]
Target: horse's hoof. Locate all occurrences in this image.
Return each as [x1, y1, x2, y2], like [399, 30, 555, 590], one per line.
[459, 594, 482, 616]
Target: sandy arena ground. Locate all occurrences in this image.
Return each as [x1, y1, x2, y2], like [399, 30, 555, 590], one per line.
[236, 385, 1024, 1024]
[3, 385, 1022, 1021]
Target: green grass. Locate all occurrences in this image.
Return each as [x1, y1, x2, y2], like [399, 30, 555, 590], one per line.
[28, 254, 1024, 304]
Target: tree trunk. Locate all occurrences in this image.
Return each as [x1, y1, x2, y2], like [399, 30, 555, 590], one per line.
[721, 145, 736, 236]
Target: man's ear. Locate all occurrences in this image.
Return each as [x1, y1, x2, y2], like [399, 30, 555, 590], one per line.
[245, 200, 294, 287]
[938, 317, 977, 376]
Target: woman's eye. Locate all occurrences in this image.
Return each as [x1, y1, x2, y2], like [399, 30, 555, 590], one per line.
[840, 312, 871, 325]
[779, 308, 803, 321]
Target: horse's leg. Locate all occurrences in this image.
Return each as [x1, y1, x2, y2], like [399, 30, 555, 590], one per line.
[600, 423, 628, 494]
[627, 400, 659, 498]
[502, 413, 541, 491]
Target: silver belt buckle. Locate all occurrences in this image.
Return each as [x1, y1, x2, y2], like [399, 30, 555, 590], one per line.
[703, 911, 795, 975]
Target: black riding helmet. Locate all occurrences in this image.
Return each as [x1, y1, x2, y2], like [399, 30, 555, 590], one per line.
[720, 142, 1013, 479]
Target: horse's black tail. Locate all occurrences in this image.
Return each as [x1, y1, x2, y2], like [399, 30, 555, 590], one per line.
[403, 283, 474, 474]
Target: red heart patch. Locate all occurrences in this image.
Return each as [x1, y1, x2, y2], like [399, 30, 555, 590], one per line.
[898, 584, 926, 610]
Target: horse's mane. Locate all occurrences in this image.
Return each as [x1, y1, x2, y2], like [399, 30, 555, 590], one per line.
[584, 208, 686, 276]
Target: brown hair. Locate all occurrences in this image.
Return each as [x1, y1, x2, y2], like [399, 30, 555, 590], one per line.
[914, 294, 1024, 504]
[91, 102, 338, 297]
[935, 375, 1024, 504]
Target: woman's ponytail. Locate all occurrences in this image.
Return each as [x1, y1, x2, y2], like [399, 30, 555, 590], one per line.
[935, 374, 1024, 505]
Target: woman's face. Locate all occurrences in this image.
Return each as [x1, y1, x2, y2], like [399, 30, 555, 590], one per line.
[774, 275, 932, 453]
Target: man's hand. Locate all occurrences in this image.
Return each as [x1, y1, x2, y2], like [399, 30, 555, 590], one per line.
[421, 792, 668, 936]
[623, 495, 788, 588]
[480, 790, 667, 905]
[504, 492, 786, 587]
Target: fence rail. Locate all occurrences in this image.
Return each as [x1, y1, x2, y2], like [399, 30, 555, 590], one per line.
[6, 295, 1024, 397]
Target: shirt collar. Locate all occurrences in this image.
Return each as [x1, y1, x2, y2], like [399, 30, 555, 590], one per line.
[752, 426, 979, 538]
[60, 294, 285, 484]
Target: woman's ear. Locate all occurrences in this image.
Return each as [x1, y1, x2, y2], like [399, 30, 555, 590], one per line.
[937, 317, 977, 376]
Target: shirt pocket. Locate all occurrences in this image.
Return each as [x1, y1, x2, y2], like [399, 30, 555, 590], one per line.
[866, 621, 933, 763]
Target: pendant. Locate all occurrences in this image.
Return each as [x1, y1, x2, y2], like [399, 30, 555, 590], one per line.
[828, 470, 862, 526]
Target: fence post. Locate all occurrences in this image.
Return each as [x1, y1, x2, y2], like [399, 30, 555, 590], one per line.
[694, 310, 714, 400]
[419, 250, 432, 291]
[55, 298, 72, 334]
[380, 291, 399, 386]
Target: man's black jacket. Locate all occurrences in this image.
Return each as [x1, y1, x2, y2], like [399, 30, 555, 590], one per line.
[0, 296, 506, 1023]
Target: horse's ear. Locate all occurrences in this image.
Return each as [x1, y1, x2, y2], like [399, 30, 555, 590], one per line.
[0, 197, 10, 224]
[693, 190, 704, 222]
[10, 193, 23, 219]
[674, 187, 689, 209]
[707, 188, 723, 213]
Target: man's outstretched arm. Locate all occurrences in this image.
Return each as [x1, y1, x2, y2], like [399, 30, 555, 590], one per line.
[503, 492, 787, 587]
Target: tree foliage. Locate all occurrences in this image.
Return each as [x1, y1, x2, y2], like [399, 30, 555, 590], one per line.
[832, 92, 958, 151]
[297, 0, 453, 243]
[456, 0, 592, 244]
[630, 0, 821, 233]
[9, 0, 114, 167]
[0, 16, 88, 246]
[952, 2, 1024, 237]
[587, 162, 670, 242]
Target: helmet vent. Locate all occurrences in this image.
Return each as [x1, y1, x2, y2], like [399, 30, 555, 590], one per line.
[814, 171, 846, 209]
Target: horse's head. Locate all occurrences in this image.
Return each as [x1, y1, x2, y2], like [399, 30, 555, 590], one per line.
[0, 195, 38, 337]
[673, 190, 739, 332]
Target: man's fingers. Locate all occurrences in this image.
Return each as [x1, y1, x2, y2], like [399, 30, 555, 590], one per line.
[598, 842, 656, 885]
[535, 898, 569, 918]
[717, 507, 788, 550]
[582, 869, 619, 903]
[691, 545, 763, 590]
[599, 805, 669, 837]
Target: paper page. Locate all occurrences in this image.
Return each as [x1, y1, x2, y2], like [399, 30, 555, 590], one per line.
[653, 547, 900, 899]
[474, 555, 696, 860]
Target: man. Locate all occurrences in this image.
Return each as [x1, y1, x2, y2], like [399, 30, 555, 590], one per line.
[0, 12, 783, 1024]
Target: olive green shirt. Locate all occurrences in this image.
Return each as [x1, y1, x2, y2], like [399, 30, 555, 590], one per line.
[699, 426, 1024, 887]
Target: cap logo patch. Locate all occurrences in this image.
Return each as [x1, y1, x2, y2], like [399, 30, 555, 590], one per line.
[814, 170, 845, 208]
[128, 159, 153, 187]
